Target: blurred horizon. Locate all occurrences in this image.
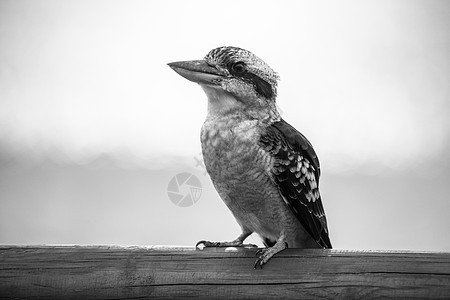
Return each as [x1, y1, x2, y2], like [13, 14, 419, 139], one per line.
[0, 0, 449, 250]
[1, 151, 449, 251]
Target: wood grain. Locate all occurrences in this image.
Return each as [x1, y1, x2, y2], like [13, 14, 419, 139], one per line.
[0, 245, 449, 299]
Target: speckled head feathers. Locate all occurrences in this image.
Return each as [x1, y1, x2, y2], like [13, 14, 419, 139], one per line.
[204, 46, 279, 100]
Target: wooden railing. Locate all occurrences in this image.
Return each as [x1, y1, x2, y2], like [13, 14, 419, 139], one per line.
[1, 245, 449, 299]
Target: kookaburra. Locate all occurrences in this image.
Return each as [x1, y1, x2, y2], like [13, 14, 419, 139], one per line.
[169, 46, 332, 268]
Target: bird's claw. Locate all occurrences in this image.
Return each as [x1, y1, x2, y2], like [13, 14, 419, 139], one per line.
[196, 240, 221, 248]
[254, 242, 288, 269]
[255, 248, 268, 256]
[196, 240, 258, 249]
[254, 258, 264, 269]
[254, 248, 269, 269]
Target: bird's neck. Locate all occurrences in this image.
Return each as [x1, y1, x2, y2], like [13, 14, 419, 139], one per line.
[201, 86, 281, 123]
[202, 86, 243, 117]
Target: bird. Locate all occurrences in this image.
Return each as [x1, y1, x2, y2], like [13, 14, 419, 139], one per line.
[168, 46, 332, 268]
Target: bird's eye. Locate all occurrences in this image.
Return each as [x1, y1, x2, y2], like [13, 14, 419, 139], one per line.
[231, 62, 246, 74]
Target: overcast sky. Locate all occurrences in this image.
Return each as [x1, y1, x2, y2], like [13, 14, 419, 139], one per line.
[0, 1, 449, 250]
[1, 0, 449, 173]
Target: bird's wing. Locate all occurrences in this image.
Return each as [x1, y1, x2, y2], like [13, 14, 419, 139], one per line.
[260, 119, 332, 248]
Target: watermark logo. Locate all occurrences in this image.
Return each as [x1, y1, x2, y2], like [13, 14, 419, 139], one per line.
[194, 151, 208, 176]
[167, 173, 202, 207]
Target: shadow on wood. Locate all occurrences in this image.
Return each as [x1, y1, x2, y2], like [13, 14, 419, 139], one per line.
[1, 245, 449, 299]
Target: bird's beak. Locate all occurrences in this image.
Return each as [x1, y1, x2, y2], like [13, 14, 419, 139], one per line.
[168, 60, 223, 85]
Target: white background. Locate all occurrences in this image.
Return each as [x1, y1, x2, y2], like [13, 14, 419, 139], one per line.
[1, 0, 449, 251]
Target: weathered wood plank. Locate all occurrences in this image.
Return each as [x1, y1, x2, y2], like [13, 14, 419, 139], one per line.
[0, 245, 449, 299]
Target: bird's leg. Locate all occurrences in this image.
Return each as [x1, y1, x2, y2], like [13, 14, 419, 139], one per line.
[196, 230, 257, 248]
[254, 234, 288, 269]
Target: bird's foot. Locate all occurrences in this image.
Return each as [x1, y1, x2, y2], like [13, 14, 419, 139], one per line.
[254, 242, 288, 269]
[196, 239, 257, 249]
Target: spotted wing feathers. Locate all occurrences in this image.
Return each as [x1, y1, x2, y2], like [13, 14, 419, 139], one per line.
[260, 119, 332, 248]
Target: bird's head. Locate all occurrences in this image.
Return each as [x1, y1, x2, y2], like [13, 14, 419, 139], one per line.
[168, 46, 280, 119]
